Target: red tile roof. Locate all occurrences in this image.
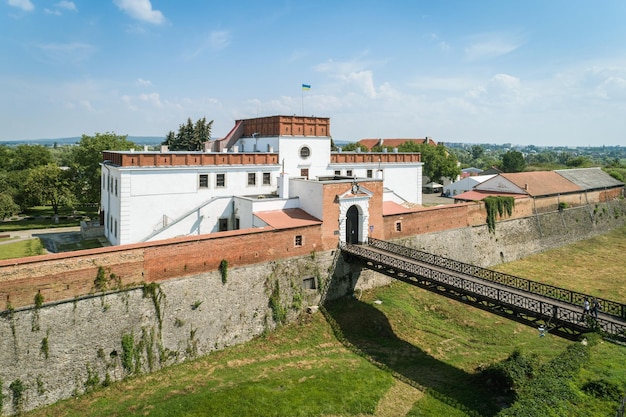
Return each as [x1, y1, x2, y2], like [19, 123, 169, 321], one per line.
[500, 171, 582, 196]
[358, 138, 437, 150]
[254, 208, 321, 229]
[382, 201, 422, 215]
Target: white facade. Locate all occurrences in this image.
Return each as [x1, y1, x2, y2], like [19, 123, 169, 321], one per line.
[101, 116, 424, 245]
[443, 174, 495, 197]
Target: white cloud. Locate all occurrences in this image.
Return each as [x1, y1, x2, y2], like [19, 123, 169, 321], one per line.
[136, 78, 152, 87]
[36, 42, 94, 64]
[209, 31, 230, 50]
[57, 1, 77, 11]
[138, 92, 163, 107]
[113, 0, 164, 25]
[8, 0, 34, 11]
[464, 33, 523, 61]
[44, 2, 77, 15]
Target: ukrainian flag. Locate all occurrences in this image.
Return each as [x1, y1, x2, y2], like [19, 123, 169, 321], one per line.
[302, 84, 311, 90]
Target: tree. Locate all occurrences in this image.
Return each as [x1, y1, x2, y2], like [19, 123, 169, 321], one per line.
[501, 150, 526, 173]
[0, 192, 19, 220]
[69, 133, 136, 204]
[471, 145, 485, 160]
[397, 142, 461, 183]
[340, 142, 369, 152]
[163, 117, 213, 151]
[23, 164, 74, 215]
[10, 144, 52, 171]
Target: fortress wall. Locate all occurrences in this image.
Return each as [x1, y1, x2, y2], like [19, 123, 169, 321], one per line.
[0, 226, 323, 310]
[0, 195, 624, 415]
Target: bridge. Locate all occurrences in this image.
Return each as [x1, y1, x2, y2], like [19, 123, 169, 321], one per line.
[340, 238, 626, 341]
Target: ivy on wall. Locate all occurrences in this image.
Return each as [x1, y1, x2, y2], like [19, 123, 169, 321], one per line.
[484, 196, 515, 233]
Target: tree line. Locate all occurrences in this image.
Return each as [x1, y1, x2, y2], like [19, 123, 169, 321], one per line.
[0, 117, 214, 221]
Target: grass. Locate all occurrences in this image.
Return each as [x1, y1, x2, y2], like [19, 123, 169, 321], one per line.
[0, 238, 45, 260]
[0, 206, 98, 232]
[490, 225, 626, 300]
[21, 226, 626, 417]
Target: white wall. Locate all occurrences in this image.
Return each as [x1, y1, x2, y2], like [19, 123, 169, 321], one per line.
[288, 179, 324, 220]
[278, 137, 331, 178]
[106, 164, 281, 244]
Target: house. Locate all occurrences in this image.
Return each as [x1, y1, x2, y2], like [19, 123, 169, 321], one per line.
[443, 174, 495, 197]
[460, 167, 483, 178]
[100, 115, 424, 246]
[357, 137, 437, 150]
[453, 168, 624, 204]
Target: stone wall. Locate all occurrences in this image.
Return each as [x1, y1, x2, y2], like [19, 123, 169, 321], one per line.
[0, 197, 625, 415]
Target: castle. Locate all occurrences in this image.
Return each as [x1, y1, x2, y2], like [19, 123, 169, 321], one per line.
[100, 115, 424, 246]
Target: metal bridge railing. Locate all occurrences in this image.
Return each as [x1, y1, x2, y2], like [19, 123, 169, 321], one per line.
[342, 242, 626, 337]
[367, 238, 626, 320]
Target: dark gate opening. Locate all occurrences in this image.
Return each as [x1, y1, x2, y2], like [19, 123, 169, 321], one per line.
[346, 205, 359, 244]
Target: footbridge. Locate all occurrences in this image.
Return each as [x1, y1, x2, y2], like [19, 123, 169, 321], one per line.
[340, 238, 626, 341]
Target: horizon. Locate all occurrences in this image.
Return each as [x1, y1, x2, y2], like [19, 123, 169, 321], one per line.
[2, 1, 626, 147]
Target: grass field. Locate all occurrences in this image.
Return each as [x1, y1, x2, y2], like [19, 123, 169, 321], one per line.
[21, 226, 626, 417]
[0, 206, 98, 232]
[0, 238, 45, 260]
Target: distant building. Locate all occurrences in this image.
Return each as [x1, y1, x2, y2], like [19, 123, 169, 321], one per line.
[443, 174, 495, 197]
[357, 137, 437, 151]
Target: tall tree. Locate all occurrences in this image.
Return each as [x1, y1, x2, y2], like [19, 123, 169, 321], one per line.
[69, 133, 136, 204]
[397, 142, 461, 183]
[23, 164, 74, 215]
[10, 144, 52, 171]
[500, 150, 526, 173]
[163, 117, 213, 151]
[0, 192, 19, 220]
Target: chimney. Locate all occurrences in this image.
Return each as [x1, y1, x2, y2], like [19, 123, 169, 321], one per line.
[160, 145, 169, 153]
[524, 183, 528, 191]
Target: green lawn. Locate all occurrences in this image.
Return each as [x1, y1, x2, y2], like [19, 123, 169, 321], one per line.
[0, 206, 98, 232]
[0, 238, 45, 260]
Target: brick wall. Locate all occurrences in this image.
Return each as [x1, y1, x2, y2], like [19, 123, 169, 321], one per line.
[0, 226, 323, 310]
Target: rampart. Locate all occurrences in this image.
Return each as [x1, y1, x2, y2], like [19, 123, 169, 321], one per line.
[0, 194, 625, 415]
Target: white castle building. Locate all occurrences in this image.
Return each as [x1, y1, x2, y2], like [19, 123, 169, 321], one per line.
[100, 115, 424, 246]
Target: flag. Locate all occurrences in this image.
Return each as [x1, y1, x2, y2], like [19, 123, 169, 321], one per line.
[302, 84, 311, 90]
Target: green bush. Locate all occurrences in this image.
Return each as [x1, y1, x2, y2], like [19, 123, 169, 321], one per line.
[581, 379, 623, 401]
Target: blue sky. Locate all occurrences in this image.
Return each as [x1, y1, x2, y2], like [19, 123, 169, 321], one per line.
[2, 0, 626, 146]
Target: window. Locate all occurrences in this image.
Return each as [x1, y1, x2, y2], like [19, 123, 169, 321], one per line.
[334, 170, 341, 175]
[199, 174, 209, 188]
[218, 218, 228, 231]
[216, 173, 226, 188]
[302, 277, 316, 290]
[247, 172, 256, 186]
[300, 168, 309, 179]
[299, 146, 311, 159]
[235, 217, 240, 230]
[114, 220, 118, 238]
[262, 172, 271, 185]
[395, 221, 402, 232]
[115, 179, 118, 196]
[294, 235, 303, 246]
[366, 169, 373, 178]
[346, 170, 353, 177]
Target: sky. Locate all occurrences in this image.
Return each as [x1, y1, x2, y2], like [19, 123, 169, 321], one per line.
[2, 1, 626, 147]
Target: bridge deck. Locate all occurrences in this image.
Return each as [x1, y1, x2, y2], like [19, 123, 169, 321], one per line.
[341, 240, 626, 341]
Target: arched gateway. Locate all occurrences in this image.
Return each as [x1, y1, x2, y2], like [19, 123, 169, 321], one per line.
[338, 181, 372, 244]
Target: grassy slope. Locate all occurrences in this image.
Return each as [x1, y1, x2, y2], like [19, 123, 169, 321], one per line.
[21, 226, 626, 417]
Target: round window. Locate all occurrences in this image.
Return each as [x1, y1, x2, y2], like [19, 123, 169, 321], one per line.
[299, 146, 311, 159]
